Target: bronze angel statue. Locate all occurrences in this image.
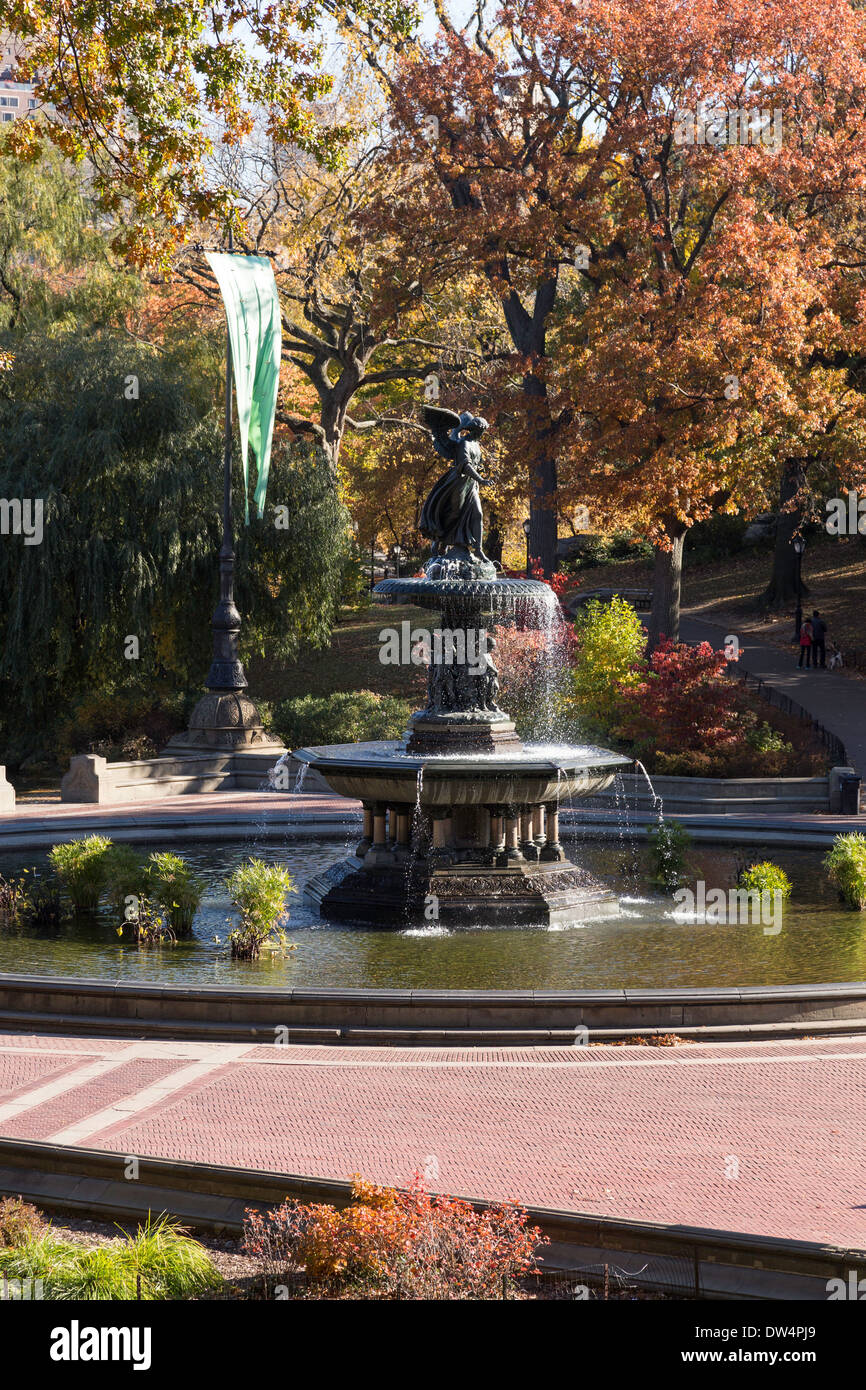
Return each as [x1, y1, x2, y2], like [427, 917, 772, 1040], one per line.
[419, 406, 492, 564]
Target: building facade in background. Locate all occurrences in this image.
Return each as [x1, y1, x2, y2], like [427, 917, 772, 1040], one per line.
[0, 32, 37, 122]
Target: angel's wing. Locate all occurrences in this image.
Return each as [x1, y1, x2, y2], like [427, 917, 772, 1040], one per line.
[423, 405, 461, 448]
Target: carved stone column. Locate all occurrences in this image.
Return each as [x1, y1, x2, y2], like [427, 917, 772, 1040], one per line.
[498, 805, 523, 865]
[540, 802, 564, 861]
[357, 803, 374, 858]
[365, 801, 395, 867]
[521, 806, 539, 861]
[430, 808, 453, 865]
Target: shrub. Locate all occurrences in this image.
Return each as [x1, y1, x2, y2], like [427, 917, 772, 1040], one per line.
[683, 512, 748, 562]
[19, 871, 65, 928]
[273, 691, 412, 749]
[652, 745, 826, 778]
[0, 874, 28, 932]
[561, 531, 654, 571]
[0, 1197, 44, 1248]
[824, 834, 866, 910]
[744, 721, 789, 754]
[53, 690, 188, 766]
[569, 596, 646, 740]
[242, 1173, 545, 1299]
[226, 859, 293, 960]
[0, 1216, 220, 1299]
[146, 852, 205, 935]
[47, 835, 113, 911]
[614, 639, 742, 759]
[103, 845, 149, 922]
[738, 861, 792, 901]
[648, 820, 692, 892]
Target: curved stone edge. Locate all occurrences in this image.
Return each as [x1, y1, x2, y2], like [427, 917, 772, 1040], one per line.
[0, 1137, 861, 1297]
[1, 970, 865, 1043]
[0, 805, 858, 854]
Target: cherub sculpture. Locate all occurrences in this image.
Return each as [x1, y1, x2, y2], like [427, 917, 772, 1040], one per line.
[419, 406, 491, 564]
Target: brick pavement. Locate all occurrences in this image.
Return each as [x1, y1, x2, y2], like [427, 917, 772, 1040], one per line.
[0, 1031, 864, 1247]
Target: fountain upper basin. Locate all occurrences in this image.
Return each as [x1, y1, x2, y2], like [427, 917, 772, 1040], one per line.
[373, 575, 553, 614]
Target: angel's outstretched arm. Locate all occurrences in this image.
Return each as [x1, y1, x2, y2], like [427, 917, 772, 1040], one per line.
[463, 460, 490, 484]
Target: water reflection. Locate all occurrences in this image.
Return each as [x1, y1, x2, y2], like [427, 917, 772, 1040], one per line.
[0, 839, 863, 991]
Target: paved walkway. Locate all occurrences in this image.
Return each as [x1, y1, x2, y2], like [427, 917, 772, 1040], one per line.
[2, 1030, 865, 1248]
[681, 613, 866, 777]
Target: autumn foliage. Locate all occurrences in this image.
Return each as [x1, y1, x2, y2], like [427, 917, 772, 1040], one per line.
[242, 1173, 545, 1299]
[613, 640, 743, 757]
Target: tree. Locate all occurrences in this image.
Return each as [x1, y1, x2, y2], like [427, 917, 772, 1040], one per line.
[1, 0, 416, 268]
[339, 0, 866, 613]
[176, 120, 504, 485]
[529, 0, 866, 641]
[335, 3, 617, 575]
[0, 328, 347, 759]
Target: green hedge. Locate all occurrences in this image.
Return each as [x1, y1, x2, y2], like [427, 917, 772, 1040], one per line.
[273, 690, 414, 748]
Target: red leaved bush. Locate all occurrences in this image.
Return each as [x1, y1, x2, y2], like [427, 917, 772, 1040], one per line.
[502, 562, 572, 599]
[613, 638, 743, 757]
[243, 1172, 545, 1299]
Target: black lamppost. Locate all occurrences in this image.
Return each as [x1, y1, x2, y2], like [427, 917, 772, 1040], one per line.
[204, 226, 246, 695]
[370, 534, 376, 591]
[522, 517, 531, 577]
[163, 225, 278, 754]
[392, 544, 404, 578]
[793, 536, 806, 639]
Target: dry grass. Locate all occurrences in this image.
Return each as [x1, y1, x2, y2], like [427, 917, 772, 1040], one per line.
[247, 603, 430, 705]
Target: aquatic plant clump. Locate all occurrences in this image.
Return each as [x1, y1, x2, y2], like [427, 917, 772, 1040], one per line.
[824, 834, 866, 910]
[738, 861, 793, 902]
[47, 835, 113, 911]
[226, 859, 293, 960]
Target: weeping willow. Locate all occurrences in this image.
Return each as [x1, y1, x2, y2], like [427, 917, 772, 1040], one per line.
[0, 330, 347, 759]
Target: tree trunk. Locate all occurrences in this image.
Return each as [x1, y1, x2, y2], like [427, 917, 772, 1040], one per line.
[760, 459, 809, 609]
[486, 509, 504, 565]
[647, 532, 686, 650]
[522, 373, 558, 578]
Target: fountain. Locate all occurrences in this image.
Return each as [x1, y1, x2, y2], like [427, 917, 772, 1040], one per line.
[299, 406, 631, 927]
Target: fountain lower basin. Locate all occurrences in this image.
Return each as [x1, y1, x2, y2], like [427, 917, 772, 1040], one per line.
[293, 740, 630, 806]
[297, 741, 632, 928]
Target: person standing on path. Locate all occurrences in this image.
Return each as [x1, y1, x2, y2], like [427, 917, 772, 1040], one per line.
[798, 615, 814, 668]
[811, 610, 827, 669]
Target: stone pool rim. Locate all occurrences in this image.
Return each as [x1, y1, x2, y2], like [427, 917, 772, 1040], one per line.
[0, 804, 862, 853]
[1, 969, 865, 1044]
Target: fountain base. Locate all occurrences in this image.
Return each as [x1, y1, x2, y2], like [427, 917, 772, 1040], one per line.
[304, 855, 618, 928]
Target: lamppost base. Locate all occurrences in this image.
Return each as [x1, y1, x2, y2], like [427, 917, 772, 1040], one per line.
[162, 689, 284, 754]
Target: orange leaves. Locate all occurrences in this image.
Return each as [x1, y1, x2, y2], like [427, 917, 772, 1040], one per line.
[242, 1171, 546, 1298]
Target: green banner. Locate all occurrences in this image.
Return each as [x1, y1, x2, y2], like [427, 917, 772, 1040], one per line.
[206, 251, 282, 523]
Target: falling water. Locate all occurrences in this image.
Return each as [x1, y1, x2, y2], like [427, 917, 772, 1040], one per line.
[293, 762, 309, 796]
[633, 759, 664, 824]
[402, 765, 430, 926]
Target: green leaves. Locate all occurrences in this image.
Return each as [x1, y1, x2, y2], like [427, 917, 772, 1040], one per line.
[1, 0, 418, 267]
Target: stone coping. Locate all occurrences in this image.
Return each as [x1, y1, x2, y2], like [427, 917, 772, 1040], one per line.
[2, 969, 865, 1005]
[1, 801, 863, 852]
[0, 1138, 862, 1296]
[1, 970, 865, 1043]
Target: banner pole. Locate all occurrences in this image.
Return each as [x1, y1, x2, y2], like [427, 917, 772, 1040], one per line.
[204, 223, 248, 694]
